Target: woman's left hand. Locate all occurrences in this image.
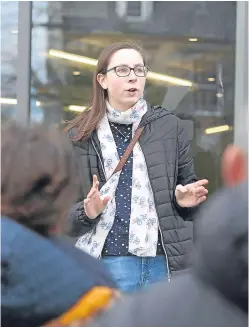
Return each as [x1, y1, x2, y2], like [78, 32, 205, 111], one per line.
[175, 179, 209, 208]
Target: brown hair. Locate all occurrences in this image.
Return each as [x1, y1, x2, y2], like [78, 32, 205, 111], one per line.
[1, 122, 78, 235]
[64, 42, 146, 141]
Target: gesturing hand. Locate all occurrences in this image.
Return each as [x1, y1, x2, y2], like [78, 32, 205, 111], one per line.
[175, 179, 209, 208]
[84, 175, 110, 219]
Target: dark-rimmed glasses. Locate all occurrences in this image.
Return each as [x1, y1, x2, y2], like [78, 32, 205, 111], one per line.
[104, 65, 148, 77]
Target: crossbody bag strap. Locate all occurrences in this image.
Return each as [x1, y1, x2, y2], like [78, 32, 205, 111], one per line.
[112, 126, 145, 175]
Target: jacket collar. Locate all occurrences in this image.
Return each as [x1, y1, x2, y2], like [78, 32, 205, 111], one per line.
[138, 102, 172, 128]
[74, 102, 172, 144]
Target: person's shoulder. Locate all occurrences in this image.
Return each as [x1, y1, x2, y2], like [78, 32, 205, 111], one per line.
[150, 104, 178, 119]
[52, 237, 117, 289]
[67, 127, 90, 150]
[148, 104, 179, 127]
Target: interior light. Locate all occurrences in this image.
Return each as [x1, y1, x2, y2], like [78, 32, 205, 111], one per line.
[73, 71, 81, 76]
[48, 49, 193, 87]
[0, 98, 42, 107]
[189, 38, 198, 42]
[205, 125, 232, 135]
[11, 30, 18, 34]
[207, 77, 215, 82]
[0, 97, 17, 104]
[147, 71, 192, 87]
[49, 50, 98, 66]
[68, 105, 87, 112]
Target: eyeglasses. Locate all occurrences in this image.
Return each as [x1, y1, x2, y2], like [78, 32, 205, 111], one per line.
[105, 65, 148, 77]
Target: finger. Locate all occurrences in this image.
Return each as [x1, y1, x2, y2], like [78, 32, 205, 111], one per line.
[93, 175, 99, 189]
[198, 195, 207, 204]
[84, 198, 90, 206]
[176, 184, 187, 193]
[87, 187, 97, 199]
[102, 196, 111, 206]
[92, 191, 100, 201]
[193, 179, 209, 188]
[196, 191, 208, 198]
[195, 186, 208, 196]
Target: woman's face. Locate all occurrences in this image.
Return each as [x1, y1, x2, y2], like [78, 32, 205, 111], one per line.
[97, 49, 147, 111]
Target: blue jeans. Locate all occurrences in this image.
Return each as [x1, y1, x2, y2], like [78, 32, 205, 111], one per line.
[102, 255, 168, 293]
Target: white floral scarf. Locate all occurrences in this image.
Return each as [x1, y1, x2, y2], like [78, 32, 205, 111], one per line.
[76, 99, 159, 258]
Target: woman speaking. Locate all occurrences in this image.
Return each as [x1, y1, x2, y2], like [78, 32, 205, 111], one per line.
[66, 42, 208, 292]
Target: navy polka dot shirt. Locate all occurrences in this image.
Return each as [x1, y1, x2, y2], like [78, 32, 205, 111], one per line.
[102, 122, 164, 256]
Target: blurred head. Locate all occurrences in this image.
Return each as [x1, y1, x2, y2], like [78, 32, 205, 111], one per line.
[1, 122, 77, 236]
[193, 114, 248, 313]
[222, 145, 248, 187]
[65, 42, 147, 141]
[222, 108, 248, 187]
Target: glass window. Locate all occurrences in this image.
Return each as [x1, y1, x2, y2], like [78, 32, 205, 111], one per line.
[126, 1, 142, 17]
[1, 1, 19, 123]
[30, 1, 237, 194]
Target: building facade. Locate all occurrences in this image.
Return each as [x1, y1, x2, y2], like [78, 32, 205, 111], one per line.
[1, 1, 248, 194]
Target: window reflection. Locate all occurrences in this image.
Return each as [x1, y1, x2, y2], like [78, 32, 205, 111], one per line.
[1, 1, 19, 123]
[30, 1, 236, 194]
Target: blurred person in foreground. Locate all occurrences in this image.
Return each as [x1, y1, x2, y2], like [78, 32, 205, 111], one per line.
[1, 123, 117, 327]
[74, 137, 247, 327]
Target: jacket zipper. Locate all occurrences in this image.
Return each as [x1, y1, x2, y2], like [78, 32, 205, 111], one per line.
[158, 224, 171, 282]
[139, 106, 171, 281]
[91, 137, 106, 260]
[140, 144, 171, 282]
[91, 137, 106, 181]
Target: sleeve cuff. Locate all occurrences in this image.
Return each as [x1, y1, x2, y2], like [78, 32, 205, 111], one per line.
[77, 202, 101, 225]
[173, 194, 194, 219]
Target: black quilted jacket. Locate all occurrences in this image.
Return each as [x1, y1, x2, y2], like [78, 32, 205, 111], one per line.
[67, 104, 198, 275]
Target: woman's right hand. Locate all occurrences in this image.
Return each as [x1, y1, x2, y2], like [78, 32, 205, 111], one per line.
[84, 175, 110, 219]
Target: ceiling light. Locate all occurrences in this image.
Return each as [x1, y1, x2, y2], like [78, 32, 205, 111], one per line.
[189, 38, 198, 42]
[11, 30, 18, 34]
[0, 97, 17, 104]
[49, 49, 193, 87]
[73, 71, 81, 76]
[147, 71, 192, 87]
[216, 93, 223, 98]
[207, 77, 215, 82]
[68, 105, 87, 112]
[49, 50, 98, 66]
[0, 98, 43, 107]
[205, 125, 232, 135]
